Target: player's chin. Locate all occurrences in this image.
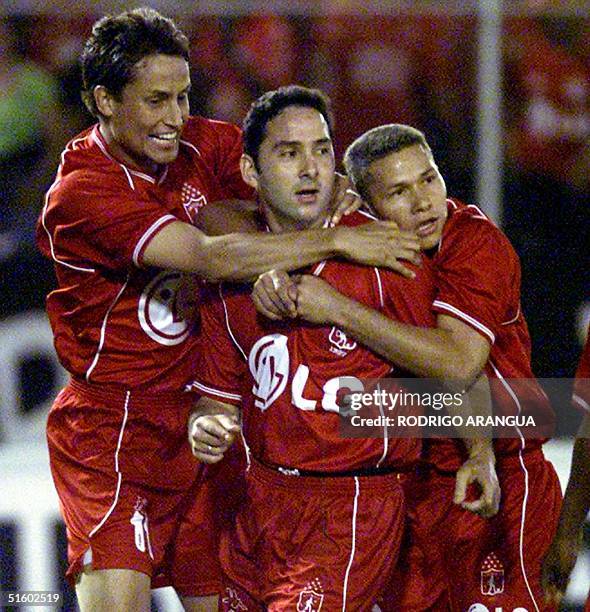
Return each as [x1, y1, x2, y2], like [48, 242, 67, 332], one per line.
[418, 237, 435, 251]
[147, 144, 179, 165]
[419, 230, 443, 251]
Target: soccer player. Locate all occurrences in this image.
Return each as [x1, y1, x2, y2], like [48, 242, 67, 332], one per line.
[186, 86, 497, 610]
[542, 325, 590, 608]
[335, 124, 562, 611]
[35, 10, 421, 612]
[256, 123, 562, 611]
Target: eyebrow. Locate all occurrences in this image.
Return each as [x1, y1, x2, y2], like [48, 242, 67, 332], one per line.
[385, 168, 436, 190]
[273, 137, 332, 149]
[147, 84, 192, 96]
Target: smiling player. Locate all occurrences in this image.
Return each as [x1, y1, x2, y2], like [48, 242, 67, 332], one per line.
[36, 10, 421, 612]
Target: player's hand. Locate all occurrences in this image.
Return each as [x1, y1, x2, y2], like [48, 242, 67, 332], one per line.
[252, 269, 298, 320]
[454, 448, 500, 518]
[188, 413, 240, 463]
[334, 221, 421, 278]
[294, 274, 346, 325]
[541, 530, 582, 606]
[329, 173, 362, 225]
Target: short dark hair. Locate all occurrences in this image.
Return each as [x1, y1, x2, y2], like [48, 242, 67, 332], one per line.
[344, 124, 432, 202]
[81, 7, 189, 117]
[242, 85, 334, 169]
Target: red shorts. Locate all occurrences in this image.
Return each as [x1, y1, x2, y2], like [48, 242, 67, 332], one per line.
[382, 448, 562, 612]
[219, 459, 406, 611]
[47, 379, 245, 595]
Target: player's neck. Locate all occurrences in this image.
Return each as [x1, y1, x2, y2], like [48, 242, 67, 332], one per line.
[262, 206, 329, 234]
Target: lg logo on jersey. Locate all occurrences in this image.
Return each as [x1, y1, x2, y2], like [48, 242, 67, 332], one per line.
[249, 334, 289, 410]
[248, 334, 363, 412]
[468, 606, 528, 612]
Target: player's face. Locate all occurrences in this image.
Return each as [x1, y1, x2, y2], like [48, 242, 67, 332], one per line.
[98, 54, 190, 174]
[366, 144, 448, 250]
[243, 105, 335, 231]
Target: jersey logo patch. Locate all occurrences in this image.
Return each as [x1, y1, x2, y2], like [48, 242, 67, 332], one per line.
[138, 271, 198, 346]
[328, 327, 357, 356]
[181, 182, 207, 223]
[248, 334, 289, 411]
[297, 579, 324, 612]
[480, 551, 505, 596]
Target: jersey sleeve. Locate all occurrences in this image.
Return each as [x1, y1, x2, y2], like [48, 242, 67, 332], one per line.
[189, 284, 245, 405]
[433, 215, 519, 345]
[43, 170, 178, 271]
[573, 327, 590, 413]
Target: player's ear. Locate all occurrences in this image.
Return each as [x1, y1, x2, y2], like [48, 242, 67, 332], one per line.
[94, 85, 115, 118]
[240, 154, 259, 191]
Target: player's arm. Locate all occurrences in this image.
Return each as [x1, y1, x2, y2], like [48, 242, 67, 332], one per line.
[542, 413, 590, 605]
[194, 199, 260, 236]
[291, 274, 499, 516]
[188, 396, 241, 464]
[450, 373, 499, 518]
[142, 218, 419, 282]
[292, 274, 490, 385]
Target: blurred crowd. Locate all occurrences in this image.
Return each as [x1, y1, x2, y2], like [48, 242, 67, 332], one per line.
[1, 8, 589, 379]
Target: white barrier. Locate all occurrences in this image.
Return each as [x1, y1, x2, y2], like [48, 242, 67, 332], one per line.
[0, 310, 68, 443]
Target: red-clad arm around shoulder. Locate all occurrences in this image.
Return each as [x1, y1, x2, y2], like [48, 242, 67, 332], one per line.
[337, 209, 516, 386]
[142, 217, 418, 282]
[293, 270, 490, 387]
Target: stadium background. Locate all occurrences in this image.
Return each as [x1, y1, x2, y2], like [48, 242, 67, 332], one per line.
[1, 0, 589, 609]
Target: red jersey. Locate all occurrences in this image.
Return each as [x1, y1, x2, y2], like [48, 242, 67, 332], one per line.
[573, 325, 590, 413]
[191, 212, 436, 473]
[426, 199, 554, 469]
[36, 117, 253, 393]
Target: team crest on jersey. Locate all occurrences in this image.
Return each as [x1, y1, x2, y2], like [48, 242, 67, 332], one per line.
[181, 181, 207, 223]
[138, 271, 198, 346]
[297, 579, 324, 612]
[480, 551, 504, 596]
[221, 587, 248, 611]
[328, 327, 357, 357]
[248, 334, 289, 411]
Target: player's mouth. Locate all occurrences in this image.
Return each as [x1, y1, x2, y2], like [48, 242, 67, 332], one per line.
[416, 216, 440, 238]
[295, 187, 320, 204]
[149, 132, 179, 147]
